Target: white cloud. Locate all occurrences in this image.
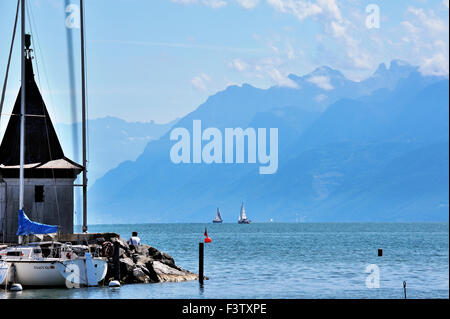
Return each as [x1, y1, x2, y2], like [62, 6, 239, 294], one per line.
[266, 0, 323, 21]
[172, 0, 261, 9]
[330, 20, 346, 37]
[266, 0, 342, 21]
[402, 6, 449, 77]
[266, 67, 299, 88]
[266, 0, 372, 71]
[235, 0, 260, 9]
[286, 42, 296, 60]
[314, 94, 328, 102]
[407, 7, 447, 34]
[419, 53, 449, 76]
[191, 73, 212, 91]
[329, 21, 373, 69]
[308, 75, 334, 90]
[401, 21, 419, 36]
[316, 0, 342, 21]
[228, 58, 249, 71]
[229, 57, 298, 88]
[443, 0, 449, 9]
[171, 0, 227, 8]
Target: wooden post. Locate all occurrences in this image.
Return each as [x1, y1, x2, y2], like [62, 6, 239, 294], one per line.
[113, 241, 120, 281]
[378, 248, 383, 257]
[199, 242, 204, 285]
[403, 281, 407, 299]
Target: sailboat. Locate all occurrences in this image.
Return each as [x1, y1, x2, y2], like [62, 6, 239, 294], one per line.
[238, 202, 251, 224]
[0, 0, 107, 288]
[212, 208, 223, 223]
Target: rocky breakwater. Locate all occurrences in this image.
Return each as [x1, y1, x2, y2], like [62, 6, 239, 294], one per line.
[96, 236, 199, 284]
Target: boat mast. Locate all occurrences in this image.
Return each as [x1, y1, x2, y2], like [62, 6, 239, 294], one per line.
[18, 0, 26, 243]
[80, 0, 88, 233]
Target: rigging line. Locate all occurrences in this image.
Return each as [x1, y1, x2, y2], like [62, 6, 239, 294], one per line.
[26, 2, 62, 230]
[0, 0, 20, 125]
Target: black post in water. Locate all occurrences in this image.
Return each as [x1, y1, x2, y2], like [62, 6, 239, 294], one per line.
[403, 281, 407, 299]
[113, 241, 121, 281]
[378, 248, 383, 257]
[199, 242, 204, 285]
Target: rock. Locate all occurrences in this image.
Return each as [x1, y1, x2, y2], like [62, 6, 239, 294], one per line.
[119, 257, 135, 276]
[100, 233, 120, 242]
[101, 236, 198, 284]
[159, 258, 180, 270]
[117, 238, 130, 251]
[151, 261, 198, 283]
[147, 246, 158, 255]
[161, 252, 175, 265]
[147, 247, 175, 266]
[132, 266, 150, 283]
[118, 247, 127, 258]
[135, 244, 150, 257]
[134, 254, 153, 266]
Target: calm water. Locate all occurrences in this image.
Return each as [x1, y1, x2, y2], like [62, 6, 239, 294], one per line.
[2, 223, 448, 299]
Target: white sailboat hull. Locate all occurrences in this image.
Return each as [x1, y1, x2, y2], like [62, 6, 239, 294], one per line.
[1, 258, 107, 287]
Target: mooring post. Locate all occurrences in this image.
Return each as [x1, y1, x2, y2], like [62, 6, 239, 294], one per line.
[199, 242, 204, 285]
[378, 248, 383, 257]
[113, 240, 120, 281]
[403, 281, 407, 299]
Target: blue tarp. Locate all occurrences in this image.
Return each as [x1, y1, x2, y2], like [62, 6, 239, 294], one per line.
[16, 209, 58, 236]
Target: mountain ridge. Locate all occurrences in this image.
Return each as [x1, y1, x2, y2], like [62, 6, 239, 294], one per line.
[88, 61, 449, 224]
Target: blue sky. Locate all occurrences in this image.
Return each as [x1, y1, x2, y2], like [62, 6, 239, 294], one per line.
[0, 0, 448, 126]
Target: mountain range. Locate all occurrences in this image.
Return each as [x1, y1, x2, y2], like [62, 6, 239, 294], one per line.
[88, 60, 449, 224]
[56, 116, 177, 183]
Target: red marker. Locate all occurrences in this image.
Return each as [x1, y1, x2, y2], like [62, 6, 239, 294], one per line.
[204, 227, 212, 243]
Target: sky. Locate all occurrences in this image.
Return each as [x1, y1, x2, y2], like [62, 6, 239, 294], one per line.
[0, 0, 448, 126]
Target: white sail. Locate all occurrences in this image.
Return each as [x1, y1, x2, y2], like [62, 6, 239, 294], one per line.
[240, 202, 247, 220]
[213, 208, 222, 222]
[216, 208, 222, 220]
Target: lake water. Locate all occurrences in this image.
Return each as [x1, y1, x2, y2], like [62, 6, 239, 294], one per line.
[1, 223, 448, 299]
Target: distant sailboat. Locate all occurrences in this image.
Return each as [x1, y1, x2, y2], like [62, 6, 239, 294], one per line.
[238, 202, 251, 224]
[213, 208, 223, 223]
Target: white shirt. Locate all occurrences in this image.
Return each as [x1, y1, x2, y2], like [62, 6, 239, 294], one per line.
[128, 236, 141, 245]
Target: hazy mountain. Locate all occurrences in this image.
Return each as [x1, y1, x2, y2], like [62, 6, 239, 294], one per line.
[56, 116, 177, 183]
[88, 61, 449, 224]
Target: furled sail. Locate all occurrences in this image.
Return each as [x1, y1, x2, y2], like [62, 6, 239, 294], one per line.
[16, 209, 58, 236]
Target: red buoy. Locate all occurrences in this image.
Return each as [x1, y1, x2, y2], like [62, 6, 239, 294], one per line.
[204, 227, 212, 243]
